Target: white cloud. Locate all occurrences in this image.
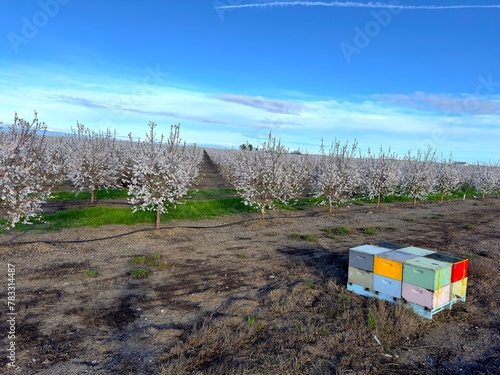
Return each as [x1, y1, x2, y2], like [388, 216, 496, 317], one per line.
[1, 66, 499, 163]
[215, 94, 305, 114]
[371, 92, 500, 114]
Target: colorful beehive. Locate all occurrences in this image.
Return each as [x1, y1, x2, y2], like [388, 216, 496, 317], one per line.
[372, 251, 420, 302]
[346, 243, 468, 319]
[423, 252, 468, 302]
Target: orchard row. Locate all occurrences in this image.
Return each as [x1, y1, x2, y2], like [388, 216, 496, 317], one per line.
[209, 135, 499, 219]
[1, 112, 499, 228]
[0, 113, 202, 229]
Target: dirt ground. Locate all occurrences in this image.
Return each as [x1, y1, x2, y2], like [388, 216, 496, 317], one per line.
[0, 157, 499, 374]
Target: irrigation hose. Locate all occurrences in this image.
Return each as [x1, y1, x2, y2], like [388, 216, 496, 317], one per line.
[0, 211, 326, 246]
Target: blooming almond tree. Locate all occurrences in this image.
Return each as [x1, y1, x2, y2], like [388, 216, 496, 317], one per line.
[222, 133, 305, 220]
[400, 148, 437, 205]
[310, 139, 359, 214]
[127, 122, 201, 229]
[0, 112, 54, 228]
[433, 156, 462, 203]
[494, 163, 500, 198]
[66, 123, 120, 203]
[362, 146, 400, 208]
[471, 162, 499, 199]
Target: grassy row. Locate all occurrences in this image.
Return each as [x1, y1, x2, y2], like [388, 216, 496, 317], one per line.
[49, 188, 238, 201]
[1, 197, 251, 233]
[49, 185, 477, 204]
[1, 186, 485, 233]
[355, 185, 477, 205]
[49, 189, 129, 201]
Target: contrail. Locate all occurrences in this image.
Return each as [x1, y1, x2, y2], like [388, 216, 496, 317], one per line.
[214, 1, 500, 11]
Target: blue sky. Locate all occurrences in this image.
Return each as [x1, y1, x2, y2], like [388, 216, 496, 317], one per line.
[1, 0, 499, 162]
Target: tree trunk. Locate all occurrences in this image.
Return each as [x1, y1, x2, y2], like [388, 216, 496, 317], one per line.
[413, 196, 417, 206]
[156, 206, 161, 230]
[440, 191, 444, 203]
[91, 188, 95, 204]
[260, 207, 265, 220]
[329, 202, 333, 215]
[376, 193, 381, 209]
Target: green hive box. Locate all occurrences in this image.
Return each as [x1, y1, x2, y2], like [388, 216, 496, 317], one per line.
[402, 257, 452, 291]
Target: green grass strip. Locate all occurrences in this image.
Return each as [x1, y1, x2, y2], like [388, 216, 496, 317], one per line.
[49, 188, 238, 201]
[185, 188, 238, 198]
[49, 189, 129, 201]
[1, 197, 252, 232]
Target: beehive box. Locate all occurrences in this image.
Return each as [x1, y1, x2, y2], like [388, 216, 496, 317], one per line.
[402, 282, 451, 309]
[348, 266, 373, 289]
[346, 243, 468, 319]
[424, 252, 469, 283]
[374, 251, 419, 281]
[402, 257, 452, 290]
[451, 277, 467, 300]
[347, 244, 390, 297]
[348, 244, 390, 272]
[373, 274, 402, 301]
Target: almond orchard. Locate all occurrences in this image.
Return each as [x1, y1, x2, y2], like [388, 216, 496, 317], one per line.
[1, 111, 499, 229]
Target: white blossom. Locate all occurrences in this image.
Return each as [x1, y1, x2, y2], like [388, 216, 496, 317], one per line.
[361, 146, 400, 208]
[210, 133, 306, 219]
[433, 156, 462, 202]
[399, 148, 437, 205]
[126, 122, 201, 229]
[471, 162, 500, 198]
[65, 123, 121, 203]
[310, 139, 359, 214]
[0, 112, 55, 228]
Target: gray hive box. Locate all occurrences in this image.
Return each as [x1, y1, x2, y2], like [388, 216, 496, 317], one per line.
[349, 244, 391, 272]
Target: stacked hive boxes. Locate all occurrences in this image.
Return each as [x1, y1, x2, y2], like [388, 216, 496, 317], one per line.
[347, 244, 388, 296]
[425, 252, 469, 302]
[347, 242, 469, 319]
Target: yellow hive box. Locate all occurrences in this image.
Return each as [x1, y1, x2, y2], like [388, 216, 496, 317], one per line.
[374, 251, 420, 281]
[451, 277, 467, 299]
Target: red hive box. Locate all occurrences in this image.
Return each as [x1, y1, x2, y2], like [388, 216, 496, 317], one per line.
[424, 253, 468, 283]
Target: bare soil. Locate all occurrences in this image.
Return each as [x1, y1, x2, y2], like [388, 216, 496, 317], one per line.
[0, 155, 499, 374]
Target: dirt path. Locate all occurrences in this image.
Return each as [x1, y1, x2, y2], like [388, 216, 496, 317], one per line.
[42, 150, 233, 214]
[193, 150, 233, 191]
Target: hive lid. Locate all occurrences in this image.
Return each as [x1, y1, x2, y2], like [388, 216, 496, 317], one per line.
[375, 250, 420, 262]
[424, 252, 467, 264]
[398, 246, 436, 256]
[373, 242, 406, 250]
[349, 244, 391, 255]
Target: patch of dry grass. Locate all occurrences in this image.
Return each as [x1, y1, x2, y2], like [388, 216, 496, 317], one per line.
[157, 277, 431, 374]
